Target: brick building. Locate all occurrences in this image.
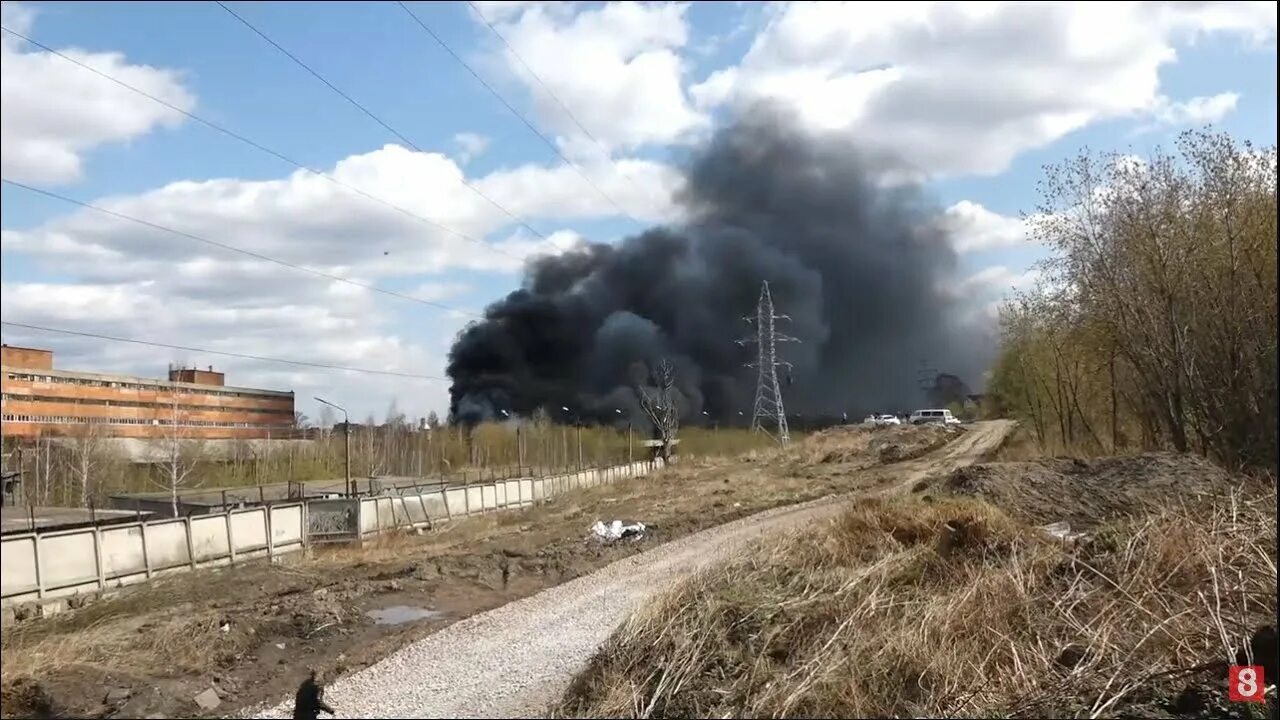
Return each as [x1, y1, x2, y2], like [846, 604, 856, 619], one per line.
[0, 345, 295, 440]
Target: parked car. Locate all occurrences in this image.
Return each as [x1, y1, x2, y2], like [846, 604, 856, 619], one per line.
[909, 408, 961, 425]
[862, 414, 902, 426]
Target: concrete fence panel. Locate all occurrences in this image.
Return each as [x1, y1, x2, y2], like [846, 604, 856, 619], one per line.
[358, 499, 378, 535]
[230, 509, 269, 554]
[145, 520, 191, 571]
[191, 515, 230, 561]
[37, 532, 98, 590]
[0, 537, 38, 597]
[99, 525, 148, 580]
[465, 486, 483, 514]
[506, 480, 523, 506]
[421, 491, 447, 520]
[375, 498, 396, 532]
[401, 497, 427, 526]
[444, 488, 465, 518]
[481, 484, 497, 510]
[270, 505, 304, 548]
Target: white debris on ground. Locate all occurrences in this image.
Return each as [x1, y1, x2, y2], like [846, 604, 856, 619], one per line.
[590, 520, 647, 542]
[1039, 520, 1087, 543]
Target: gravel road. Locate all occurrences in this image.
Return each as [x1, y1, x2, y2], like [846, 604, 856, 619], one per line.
[247, 420, 1013, 719]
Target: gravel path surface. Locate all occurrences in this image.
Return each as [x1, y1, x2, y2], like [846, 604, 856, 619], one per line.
[247, 421, 1012, 719]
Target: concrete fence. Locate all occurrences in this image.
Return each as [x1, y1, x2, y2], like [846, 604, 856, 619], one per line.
[1, 503, 306, 610]
[1, 458, 663, 616]
[309, 459, 662, 543]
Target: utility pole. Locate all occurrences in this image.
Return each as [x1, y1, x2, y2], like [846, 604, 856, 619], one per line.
[315, 397, 351, 496]
[737, 281, 799, 445]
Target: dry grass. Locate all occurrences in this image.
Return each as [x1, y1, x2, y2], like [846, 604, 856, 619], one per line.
[1, 605, 251, 681]
[557, 488, 1277, 718]
[784, 423, 963, 469]
[990, 424, 1045, 462]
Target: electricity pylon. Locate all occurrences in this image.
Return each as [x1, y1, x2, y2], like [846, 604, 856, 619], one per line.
[737, 281, 799, 445]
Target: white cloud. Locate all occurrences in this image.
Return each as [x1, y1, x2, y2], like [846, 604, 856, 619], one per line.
[472, 1, 709, 154]
[1158, 1, 1277, 46]
[1, 144, 679, 416]
[945, 264, 1040, 326]
[477, 154, 683, 224]
[940, 200, 1031, 253]
[0, 2, 195, 185]
[1150, 92, 1241, 126]
[689, 1, 1275, 178]
[960, 265, 1041, 295]
[1, 144, 678, 278]
[453, 132, 491, 163]
[408, 281, 472, 303]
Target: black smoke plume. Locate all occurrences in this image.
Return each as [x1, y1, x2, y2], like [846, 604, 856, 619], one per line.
[447, 108, 994, 426]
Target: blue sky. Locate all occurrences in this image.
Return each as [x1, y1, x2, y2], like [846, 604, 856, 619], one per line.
[1, 1, 1275, 422]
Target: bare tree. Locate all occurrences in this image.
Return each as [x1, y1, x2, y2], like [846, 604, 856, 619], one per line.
[634, 358, 680, 463]
[59, 423, 110, 508]
[151, 385, 206, 516]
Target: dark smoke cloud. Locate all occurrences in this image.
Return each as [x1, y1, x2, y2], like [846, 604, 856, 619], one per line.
[447, 108, 995, 425]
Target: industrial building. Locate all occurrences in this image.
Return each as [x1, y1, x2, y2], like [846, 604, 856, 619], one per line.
[0, 345, 295, 440]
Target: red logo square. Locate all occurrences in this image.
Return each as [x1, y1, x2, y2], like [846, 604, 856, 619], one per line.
[1229, 665, 1266, 703]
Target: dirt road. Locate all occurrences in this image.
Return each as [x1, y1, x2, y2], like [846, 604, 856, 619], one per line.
[249, 420, 1013, 719]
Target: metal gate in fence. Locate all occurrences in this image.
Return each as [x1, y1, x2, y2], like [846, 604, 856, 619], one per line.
[306, 498, 359, 543]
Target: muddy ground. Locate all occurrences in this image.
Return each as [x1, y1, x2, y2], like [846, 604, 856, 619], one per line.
[0, 424, 964, 720]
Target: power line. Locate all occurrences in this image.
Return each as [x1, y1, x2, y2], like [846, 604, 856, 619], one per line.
[396, 1, 649, 227]
[1, 321, 448, 382]
[1, 178, 485, 320]
[464, 1, 664, 218]
[0, 24, 524, 263]
[213, 1, 562, 251]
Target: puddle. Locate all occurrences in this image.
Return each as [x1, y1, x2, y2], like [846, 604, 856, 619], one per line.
[366, 605, 446, 625]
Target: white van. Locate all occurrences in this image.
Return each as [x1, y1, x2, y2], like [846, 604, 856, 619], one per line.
[909, 408, 961, 425]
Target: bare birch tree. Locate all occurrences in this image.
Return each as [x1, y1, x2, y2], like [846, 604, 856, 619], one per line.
[634, 358, 680, 463]
[59, 423, 110, 508]
[150, 385, 206, 516]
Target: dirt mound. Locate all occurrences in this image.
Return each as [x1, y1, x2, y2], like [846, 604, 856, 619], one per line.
[797, 424, 965, 465]
[929, 452, 1245, 527]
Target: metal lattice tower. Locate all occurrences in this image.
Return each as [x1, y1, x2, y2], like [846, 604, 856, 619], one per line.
[737, 281, 799, 445]
[917, 359, 939, 404]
